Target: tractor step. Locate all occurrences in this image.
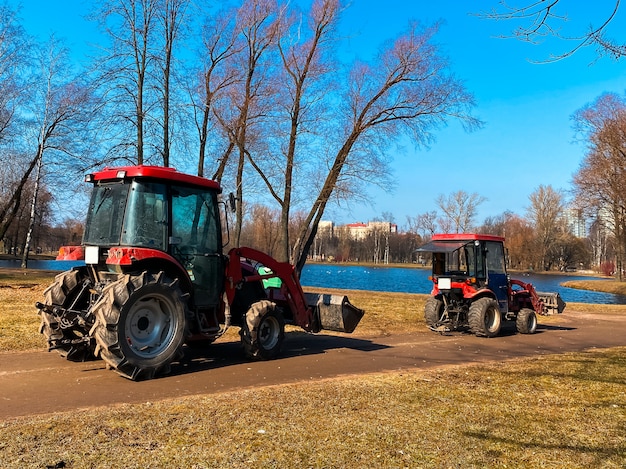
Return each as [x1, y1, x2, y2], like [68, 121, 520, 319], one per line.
[304, 293, 364, 333]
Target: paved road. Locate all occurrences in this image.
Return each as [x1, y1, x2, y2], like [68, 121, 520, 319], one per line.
[1, 310, 625, 420]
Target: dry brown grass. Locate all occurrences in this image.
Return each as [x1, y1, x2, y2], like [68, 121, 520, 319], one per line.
[564, 278, 626, 296]
[0, 274, 51, 352]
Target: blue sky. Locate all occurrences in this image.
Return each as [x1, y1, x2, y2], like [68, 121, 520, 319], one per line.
[16, 0, 626, 229]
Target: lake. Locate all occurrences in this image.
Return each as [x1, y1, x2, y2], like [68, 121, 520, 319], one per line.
[300, 264, 626, 305]
[3, 258, 624, 305]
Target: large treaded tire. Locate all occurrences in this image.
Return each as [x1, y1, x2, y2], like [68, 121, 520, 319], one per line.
[90, 272, 188, 380]
[240, 300, 284, 360]
[468, 297, 502, 338]
[424, 297, 444, 328]
[516, 308, 537, 334]
[39, 267, 96, 361]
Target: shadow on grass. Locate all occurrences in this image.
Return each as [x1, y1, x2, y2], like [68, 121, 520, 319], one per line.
[464, 429, 625, 466]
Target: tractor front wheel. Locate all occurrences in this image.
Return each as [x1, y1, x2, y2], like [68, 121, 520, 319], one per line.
[241, 300, 284, 360]
[91, 272, 188, 380]
[468, 297, 502, 338]
[516, 308, 538, 334]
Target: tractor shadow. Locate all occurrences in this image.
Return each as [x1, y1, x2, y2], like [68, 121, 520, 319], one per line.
[436, 321, 576, 338]
[169, 332, 389, 377]
[495, 321, 576, 337]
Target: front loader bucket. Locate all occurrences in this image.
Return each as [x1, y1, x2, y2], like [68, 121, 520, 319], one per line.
[304, 293, 364, 333]
[537, 291, 566, 315]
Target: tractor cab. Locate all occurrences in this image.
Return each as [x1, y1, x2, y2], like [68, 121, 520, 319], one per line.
[82, 166, 225, 309]
[417, 233, 509, 313]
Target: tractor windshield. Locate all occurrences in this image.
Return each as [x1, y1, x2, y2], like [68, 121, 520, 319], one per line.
[83, 182, 130, 246]
[446, 243, 478, 276]
[431, 242, 484, 278]
[83, 180, 169, 249]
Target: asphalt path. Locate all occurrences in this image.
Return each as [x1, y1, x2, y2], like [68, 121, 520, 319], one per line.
[1, 310, 625, 420]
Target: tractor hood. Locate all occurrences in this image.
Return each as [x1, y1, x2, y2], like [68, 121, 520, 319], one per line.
[415, 240, 470, 253]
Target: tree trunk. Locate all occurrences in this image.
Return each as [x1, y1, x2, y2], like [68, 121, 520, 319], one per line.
[21, 149, 43, 269]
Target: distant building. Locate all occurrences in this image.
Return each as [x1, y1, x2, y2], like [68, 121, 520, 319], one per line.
[564, 207, 587, 238]
[345, 222, 369, 240]
[343, 221, 397, 240]
[317, 220, 334, 237]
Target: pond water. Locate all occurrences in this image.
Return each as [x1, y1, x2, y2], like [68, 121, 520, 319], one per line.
[4, 258, 625, 305]
[300, 263, 626, 306]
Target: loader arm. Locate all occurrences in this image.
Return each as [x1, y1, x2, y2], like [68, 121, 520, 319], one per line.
[226, 247, 318, 332]
[509, 279, 545, 315]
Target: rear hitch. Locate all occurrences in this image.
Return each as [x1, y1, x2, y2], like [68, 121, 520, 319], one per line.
[35, 302, 94, 330]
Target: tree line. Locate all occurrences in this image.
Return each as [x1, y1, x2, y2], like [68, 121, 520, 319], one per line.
[235, 185, 598, 273]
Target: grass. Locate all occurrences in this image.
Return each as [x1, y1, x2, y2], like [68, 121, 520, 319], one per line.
[564, 278, 626, 296]
[0, 273, 52, 352]
[1, 269, 626, 468]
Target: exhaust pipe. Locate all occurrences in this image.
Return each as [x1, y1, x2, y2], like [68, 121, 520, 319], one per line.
[304, 293, 364, 333]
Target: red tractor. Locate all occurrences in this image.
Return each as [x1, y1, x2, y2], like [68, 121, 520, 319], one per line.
[36, 166, 363, 380]
[417, 233, 565, 337]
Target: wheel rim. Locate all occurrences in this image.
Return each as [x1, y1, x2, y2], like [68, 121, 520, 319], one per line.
[485, 306, 499, 332]
[124, 294, 178, 359]
[258, 315, 280, 350]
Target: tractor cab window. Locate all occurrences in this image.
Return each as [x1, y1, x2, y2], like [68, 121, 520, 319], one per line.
[485, 241, 506, 274]
[121, 181, 168, 250]
[83, 182, 129, 246]
[445, 243, 477, 276]
[170, 186, 219, 255]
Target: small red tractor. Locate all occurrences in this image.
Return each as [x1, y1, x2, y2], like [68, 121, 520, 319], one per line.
[417, 233, 565, 337]
[36, 165, 363, 380]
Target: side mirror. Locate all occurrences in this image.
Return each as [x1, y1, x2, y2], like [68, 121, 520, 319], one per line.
[228, 192, 236, 213]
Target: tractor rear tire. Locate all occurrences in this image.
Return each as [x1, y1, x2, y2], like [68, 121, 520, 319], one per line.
[90, 272, 188, 380]
[468, 297, 502, 338]
[424, 297, 444, 328]
[516, 308, 537, 334]
[39, 267, 96, 362]
[241, 300, 284, 360]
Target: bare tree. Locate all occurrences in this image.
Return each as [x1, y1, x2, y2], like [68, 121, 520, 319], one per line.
[20, 38, 98, 268]
[291, 22, 481, 272]
[0, 5, 34, 243]
[0, 5, 27, 142]
[406, 211, 438, 238]
[245, 0, 340, 263]
[95, 0, 159, 164]
[482, 1, 624, 60]
[190, 7, 241, 178]
[572, 92, 626, 278]
[435, 190, 486, 233]
[156, 0, 190, 166]
[526, 184, 565, 271]
[212, 0, 280, 247]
